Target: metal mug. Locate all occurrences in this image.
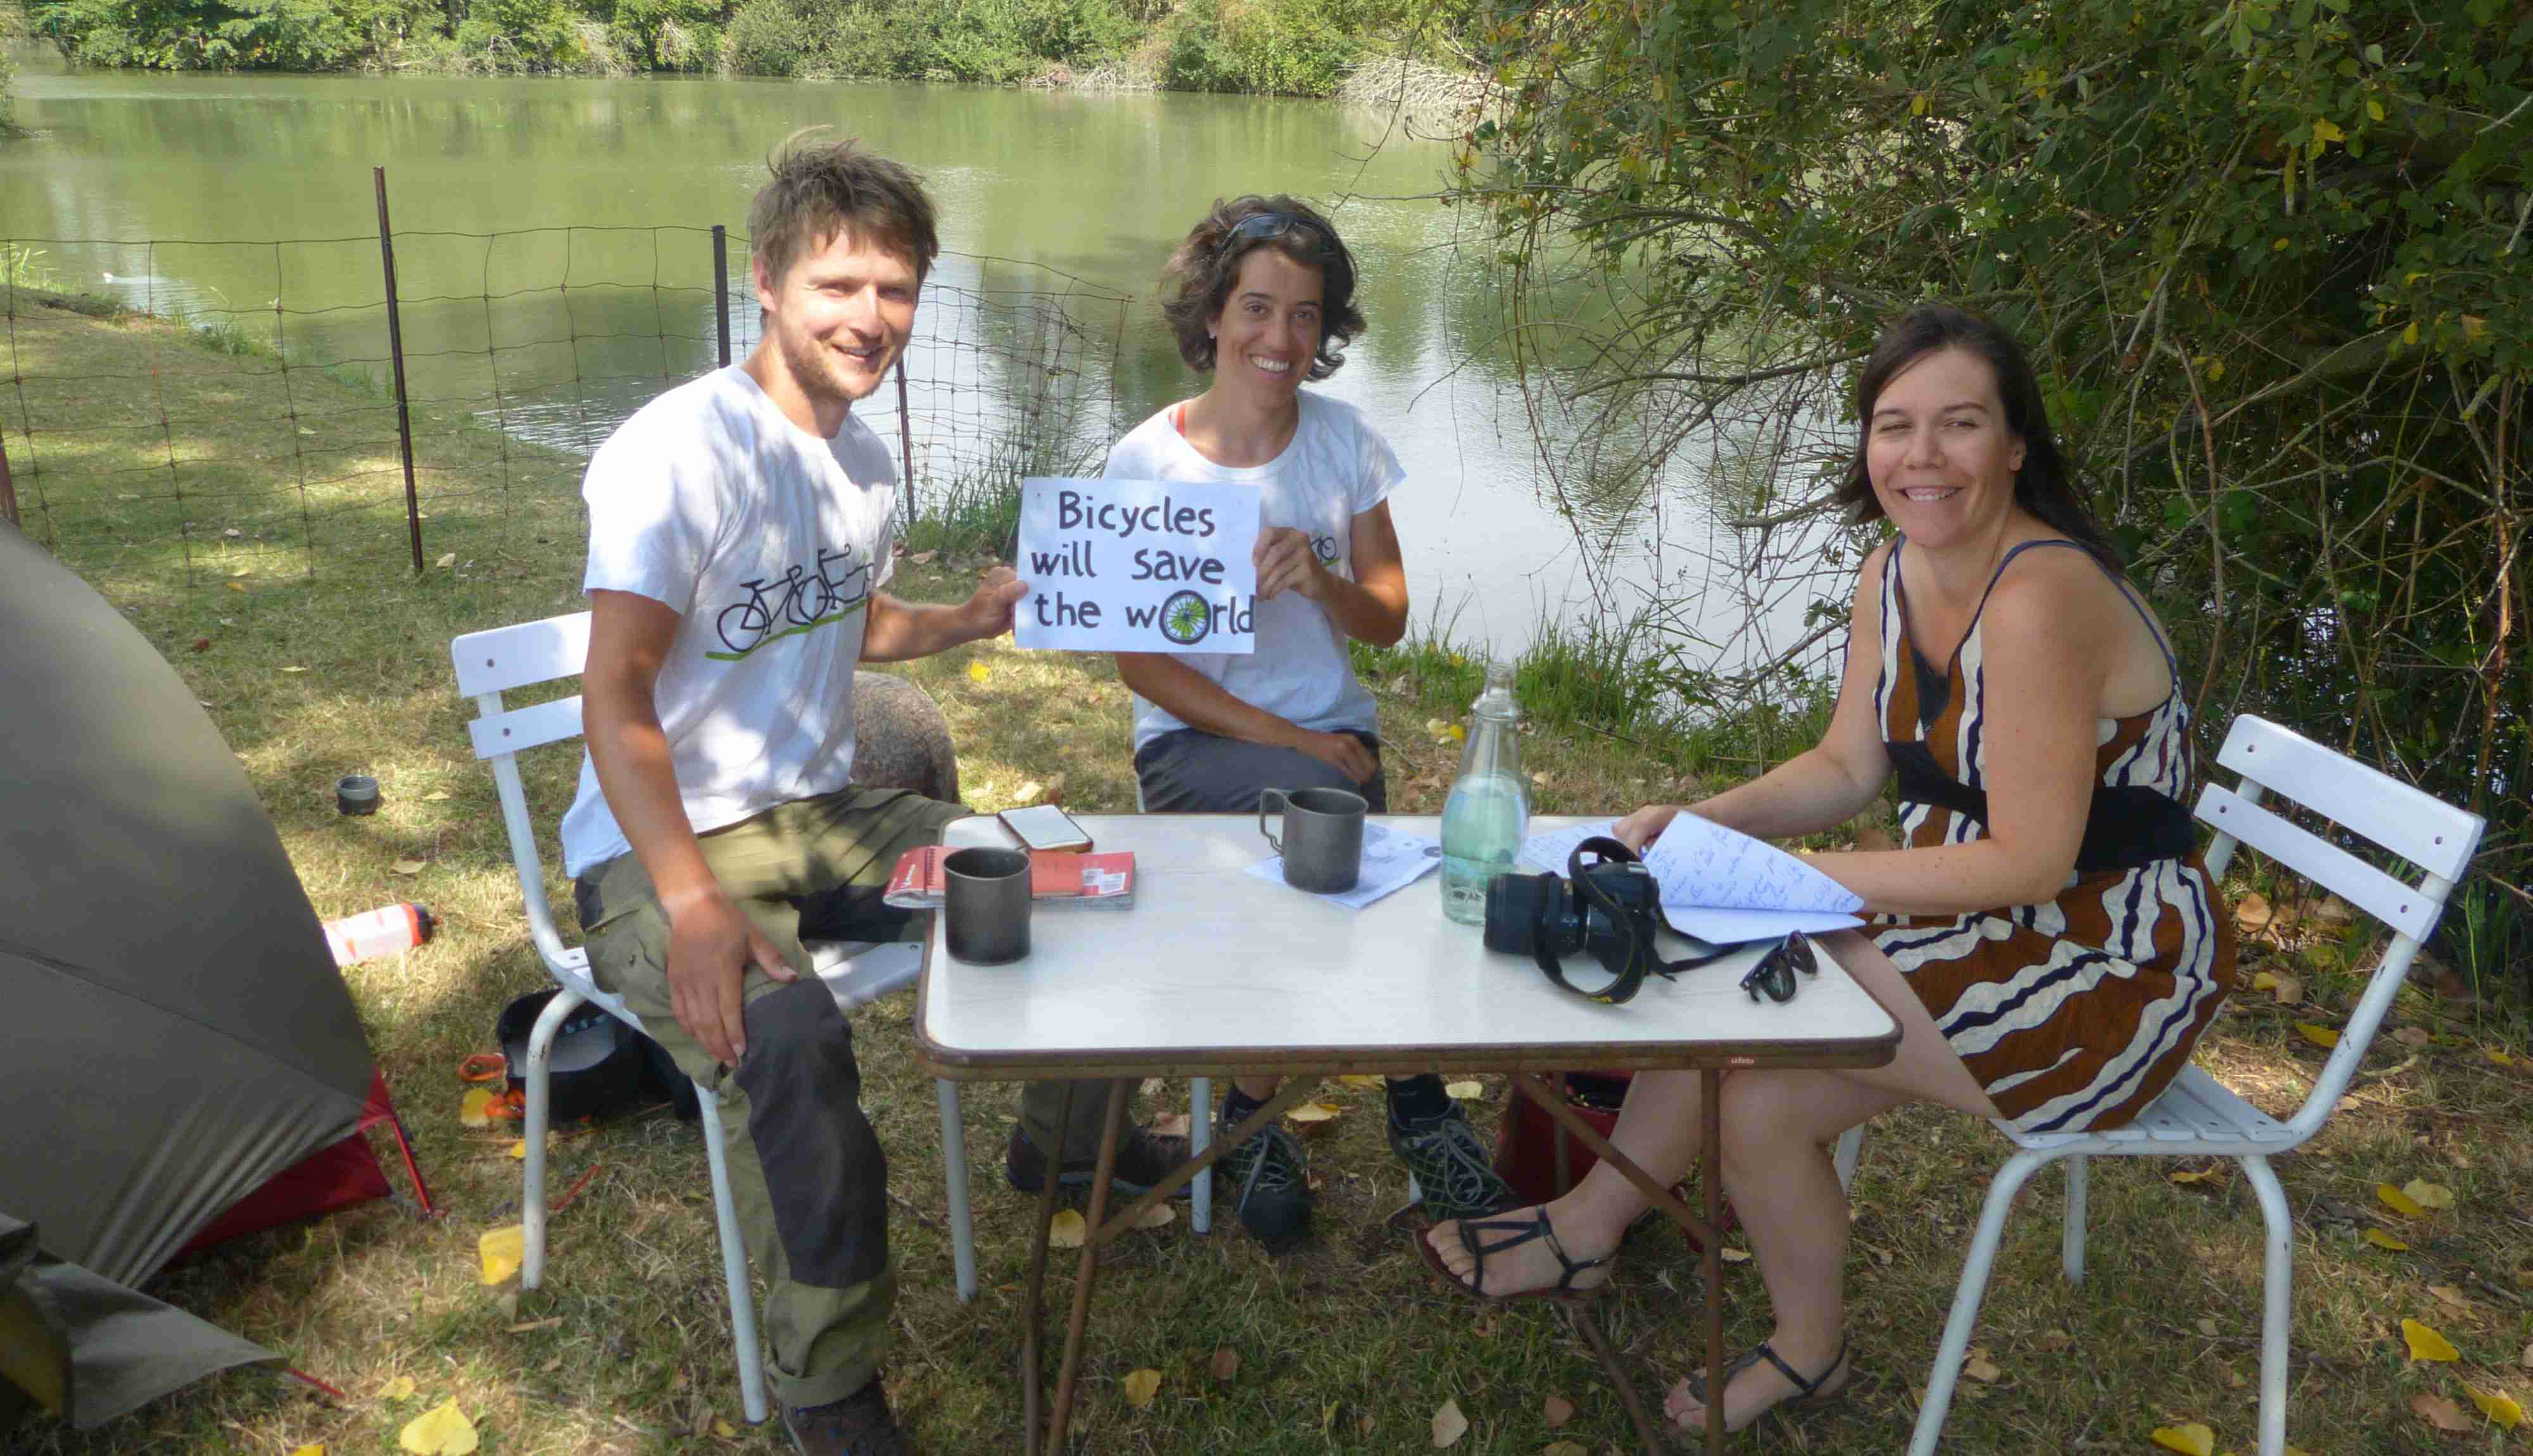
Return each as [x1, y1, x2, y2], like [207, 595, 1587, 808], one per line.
[943, 847, 1032, 965]
[1258, 786, 1367, 894]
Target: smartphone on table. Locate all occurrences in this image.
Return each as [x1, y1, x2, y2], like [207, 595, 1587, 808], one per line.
[999, 803, 1093, 853]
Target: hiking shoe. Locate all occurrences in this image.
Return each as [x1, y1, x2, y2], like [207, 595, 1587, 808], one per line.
[1388, 1092, 1517, 1222]
[783, 1378, 907, 1456]
[1216, 1107, 1313, 1247]
[1004, 1124, 1192, 1198]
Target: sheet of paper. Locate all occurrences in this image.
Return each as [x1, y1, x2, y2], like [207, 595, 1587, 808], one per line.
[1013, 478, 1260, 655]
[1246, 822, 1443, 910]
[1518, 820, 1618, 875]
[1662, 905, 1862, 944]
[1643, 812, 1864, 913]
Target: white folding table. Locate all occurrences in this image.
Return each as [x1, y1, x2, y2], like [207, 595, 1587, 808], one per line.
[916, 813, 1902, 1455]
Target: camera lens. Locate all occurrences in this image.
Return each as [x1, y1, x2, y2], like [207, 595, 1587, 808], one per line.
[1482, 871, 1551, 954]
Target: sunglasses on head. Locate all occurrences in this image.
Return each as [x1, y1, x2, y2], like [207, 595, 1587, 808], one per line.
[1219, 211, 1352, 296]
[1741, 931, 1820, 1004]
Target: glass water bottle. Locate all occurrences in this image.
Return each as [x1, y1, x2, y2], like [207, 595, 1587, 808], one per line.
[1439, 662, 1529, 925]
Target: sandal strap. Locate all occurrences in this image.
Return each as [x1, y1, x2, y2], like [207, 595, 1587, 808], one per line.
[1686, 1337, 1848, 1403]
[1455, 1208, 1611, 1295]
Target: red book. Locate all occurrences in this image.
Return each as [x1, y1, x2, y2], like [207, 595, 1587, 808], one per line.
[882, 846, 1135, 911]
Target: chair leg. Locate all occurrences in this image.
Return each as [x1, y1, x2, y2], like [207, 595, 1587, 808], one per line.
[938, 1080, 976, 1303]
[1190, 1077, 1212, 1235]
[2242, 1155, 2293, 1456]
[519, 988, 584, 1291]
[1832, 1125, 1864, 1193]
[1908, 1148, 2052, 1456]
[2062, 1155, 2088, 1286]
[697, 1081, 770, 1426]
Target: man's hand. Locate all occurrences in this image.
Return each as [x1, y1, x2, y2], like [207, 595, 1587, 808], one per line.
[961, 565, 1028, 639]
[1253, 527, 1327, 602]
[1292, 729, 1379, 785]
[1614, 803, 1688, 854]
[663, 889, 795, 1066]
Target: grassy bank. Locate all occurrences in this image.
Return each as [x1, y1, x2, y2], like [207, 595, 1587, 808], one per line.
[22, 0, 1486, 96]
[12, 301, 2533, 1455]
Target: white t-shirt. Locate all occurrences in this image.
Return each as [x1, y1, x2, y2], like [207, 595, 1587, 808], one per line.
[559, 365, 898, 877]
[1107, 390, 1402, 751]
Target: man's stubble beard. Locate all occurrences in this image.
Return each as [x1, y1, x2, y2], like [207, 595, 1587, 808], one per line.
[774, 320, 894, 417]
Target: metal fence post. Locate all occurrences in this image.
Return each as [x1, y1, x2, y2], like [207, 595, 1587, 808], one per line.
[712, 225, 731, 369]
[374, 166, 424, 575]
[895, 358, 916, 529]
[0, 430, 18, 532]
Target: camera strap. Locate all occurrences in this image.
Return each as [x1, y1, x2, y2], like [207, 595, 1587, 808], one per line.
[1532, 837, 1731, 1005]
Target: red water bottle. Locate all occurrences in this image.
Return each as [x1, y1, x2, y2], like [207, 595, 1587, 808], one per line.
[322, 904, 436, 965]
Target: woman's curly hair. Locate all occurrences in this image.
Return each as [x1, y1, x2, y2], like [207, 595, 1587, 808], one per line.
[1158, 195, 1365, 380]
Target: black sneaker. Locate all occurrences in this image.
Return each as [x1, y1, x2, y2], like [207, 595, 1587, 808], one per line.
[1387, 1093, 1517, 1222]
[783, 1378, 907, 1456]
[1004, 1124, 1192, 1198]
[1216, 1104, 1313, 1247]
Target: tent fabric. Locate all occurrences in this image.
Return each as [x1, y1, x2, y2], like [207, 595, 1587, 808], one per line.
[1, 522, 381, 1428]
[0, 1213, 279, 1432]
[177, 1069, 424, 1258]
[1, 1214, 277, 1432]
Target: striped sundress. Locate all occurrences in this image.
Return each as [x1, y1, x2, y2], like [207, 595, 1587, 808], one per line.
[1868, 537, 2236, 1134]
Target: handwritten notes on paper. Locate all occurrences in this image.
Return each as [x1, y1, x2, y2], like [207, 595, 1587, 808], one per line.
[1518, 817, 1864, 943]
[1014, 479, 1260, 655]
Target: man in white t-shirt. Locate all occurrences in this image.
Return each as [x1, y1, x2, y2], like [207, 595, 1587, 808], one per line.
[563, 134, 1025, 1456]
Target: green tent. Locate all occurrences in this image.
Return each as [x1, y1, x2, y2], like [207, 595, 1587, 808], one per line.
[0, 524, 379, 1431]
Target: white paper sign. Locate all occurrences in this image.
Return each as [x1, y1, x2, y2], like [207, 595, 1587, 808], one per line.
[1014, 478, 1260, 655]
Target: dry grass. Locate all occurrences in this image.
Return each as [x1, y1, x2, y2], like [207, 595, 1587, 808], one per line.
[10, 303, 2533, 1456]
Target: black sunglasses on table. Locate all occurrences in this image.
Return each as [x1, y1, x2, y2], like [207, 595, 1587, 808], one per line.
[1741, 931, 1820, 1004]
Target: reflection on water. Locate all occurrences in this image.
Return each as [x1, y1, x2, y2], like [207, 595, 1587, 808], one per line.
[1, 59, 1843, 670]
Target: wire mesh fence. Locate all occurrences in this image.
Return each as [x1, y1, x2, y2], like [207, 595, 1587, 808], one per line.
[1, 188, 1135, 603]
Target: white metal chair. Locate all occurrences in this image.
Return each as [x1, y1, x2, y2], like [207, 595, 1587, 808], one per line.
[452, 611, 988, 1425]
[1847, 714, 2484, 1455]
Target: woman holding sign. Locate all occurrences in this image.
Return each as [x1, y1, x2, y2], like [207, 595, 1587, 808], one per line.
[1114, 195, 1514, 1248]
[1422, 306, 2235, 1433]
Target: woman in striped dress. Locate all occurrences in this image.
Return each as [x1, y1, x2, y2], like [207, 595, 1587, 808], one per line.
[1424, 305, 2235, 1433]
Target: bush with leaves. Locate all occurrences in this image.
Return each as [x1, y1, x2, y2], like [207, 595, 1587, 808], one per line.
[1452, 0, 2532, 961]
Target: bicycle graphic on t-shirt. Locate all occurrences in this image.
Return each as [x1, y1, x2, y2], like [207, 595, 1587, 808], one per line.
[711, 547, 872, 659]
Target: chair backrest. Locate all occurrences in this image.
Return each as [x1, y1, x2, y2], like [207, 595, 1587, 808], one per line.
[451, 612, 596, 975]
[2192, 715, 2485, 1141]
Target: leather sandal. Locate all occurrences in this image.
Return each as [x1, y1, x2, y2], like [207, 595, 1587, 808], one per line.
[1417, 1206, 1611, 1303]
[1677, 1337, 1850, 1428]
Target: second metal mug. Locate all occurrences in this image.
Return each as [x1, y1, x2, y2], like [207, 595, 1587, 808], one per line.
[943, 847, 1032, 965]
[1258, 786, 1367, 893]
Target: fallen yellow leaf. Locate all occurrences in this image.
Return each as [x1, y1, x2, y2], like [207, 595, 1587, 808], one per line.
[1012, 779, 1044, 805]
[281, 665, 305, 673]
[2295, 1022, 2340, 1049]
[291, 1445, 325, 1455]
[392, 859, 427, 876]
[398, 1399, 479, 1455]
[2377, 1183, 2426, 1217]
[2487, 1048, 2515, 1067]
[1334, 1074, 1385, 1090]
[967, 662, 990, 682]
[2168, 1167, 2223, 1185]
[1047, 1209, 1087, 1249]
[2250, 970, 2278, 991]
[2425, 1284, 2472, 1312]
[1120, 1367, 1161, 1409]
[1963, 1352, 2000, 1383]
[1443, 1081, 1482, 1100]
[712, 1417, 738, 1438]
[380, 1375, 417, 1402]
[1130, 1202, 1176, 1231]
[1719, 1246, 1752, 1263]
[2363, 1228, 2409, 1250]
[2467, 1384, 2526, 1428]
[1285, 1101, 1342, 1124]
[2148, 1421, 2215, 1456]
[434, 553, 457, 569]
[1431, 1396, 1469, 1447]
[2402, 1178, 2454, 1209]
[2236, 893, 2273, 933]
[2403, 1317, 2459, 1362]
[458, 1088, 495, 1129]
[422, 790, 450, 802]
[478, 1224, 524, 1286]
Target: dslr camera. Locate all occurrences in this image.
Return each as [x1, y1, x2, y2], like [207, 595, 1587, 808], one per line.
[1482, 836, 1717, 1003]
